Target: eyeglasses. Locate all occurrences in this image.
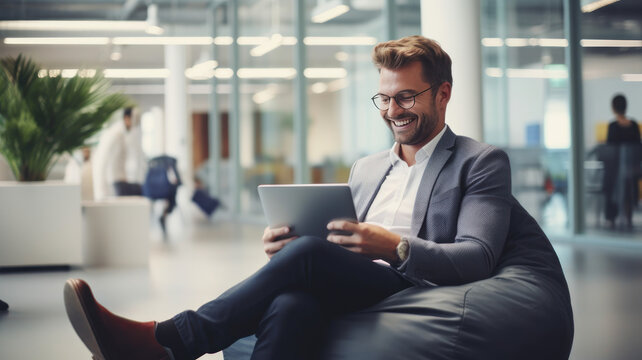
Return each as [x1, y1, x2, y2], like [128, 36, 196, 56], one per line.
[370, 85, 434, 111]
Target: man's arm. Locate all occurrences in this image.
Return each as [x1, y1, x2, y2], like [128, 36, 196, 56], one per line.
[400, 147, 512, 285]
[329, 147, 513, 286]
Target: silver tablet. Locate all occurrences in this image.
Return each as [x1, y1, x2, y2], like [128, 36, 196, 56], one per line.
[257, 184, 358, 239]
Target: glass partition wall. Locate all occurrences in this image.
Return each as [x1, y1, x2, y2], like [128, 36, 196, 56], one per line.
[481, 0, 642, 239]
[208, 0, 422, 218]
[5, 0, 638, 239]
[481, 0, 571, 234]
[182, 0, 419, 219]
[580, 0, 642, 235]
[237, 0, 295, 216]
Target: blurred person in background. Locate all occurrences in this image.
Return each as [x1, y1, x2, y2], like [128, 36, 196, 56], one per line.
[93, 107, 146, 199]
[604, 94, 640, 229]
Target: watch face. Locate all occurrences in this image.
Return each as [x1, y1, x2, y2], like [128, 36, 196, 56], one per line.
[397, 240, 409, 260]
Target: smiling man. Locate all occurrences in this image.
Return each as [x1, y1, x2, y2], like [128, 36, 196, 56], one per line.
[64, 36, 573, 360]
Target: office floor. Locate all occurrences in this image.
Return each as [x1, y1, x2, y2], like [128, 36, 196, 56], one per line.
[1, 218, 642, 360]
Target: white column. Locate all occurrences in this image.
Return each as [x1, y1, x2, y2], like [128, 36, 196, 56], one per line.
[421, 0, 482, 141]
[164, 45, 193, 187]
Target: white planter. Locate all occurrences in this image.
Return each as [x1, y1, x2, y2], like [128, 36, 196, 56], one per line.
[0, 181, 82, 267]
[82, 196, 151, 267]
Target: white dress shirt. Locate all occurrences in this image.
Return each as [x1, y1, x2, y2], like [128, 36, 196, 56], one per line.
[365, 125, 447, 237]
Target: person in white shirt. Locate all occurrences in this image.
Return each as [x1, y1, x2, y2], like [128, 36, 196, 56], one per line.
[92, 108, 145, 199]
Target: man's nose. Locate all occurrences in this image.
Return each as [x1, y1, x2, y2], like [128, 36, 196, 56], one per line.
[387, 98, 404, 118]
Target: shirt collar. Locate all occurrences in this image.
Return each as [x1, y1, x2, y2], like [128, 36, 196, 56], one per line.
[388, 125, 448, 166]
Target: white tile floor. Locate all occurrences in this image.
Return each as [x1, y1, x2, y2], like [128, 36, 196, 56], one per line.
[0, 219, 268, 360]
[2, 216, 642, 359]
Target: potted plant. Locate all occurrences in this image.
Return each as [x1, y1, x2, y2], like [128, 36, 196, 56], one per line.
[0, 55, 130, 267]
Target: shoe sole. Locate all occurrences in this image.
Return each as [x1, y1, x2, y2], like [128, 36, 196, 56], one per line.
[64, 279, 108, 360]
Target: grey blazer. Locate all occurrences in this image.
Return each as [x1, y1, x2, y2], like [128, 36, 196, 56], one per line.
[224, 126, 574, 360]
[349, 126, 569, 292]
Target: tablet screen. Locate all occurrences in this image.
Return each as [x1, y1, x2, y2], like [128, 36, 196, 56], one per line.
[258, 184, 358, 239]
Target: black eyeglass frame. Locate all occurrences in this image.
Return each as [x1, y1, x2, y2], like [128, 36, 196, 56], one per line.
[370, 85, 435, 111]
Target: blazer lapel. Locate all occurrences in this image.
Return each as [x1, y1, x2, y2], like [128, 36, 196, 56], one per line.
[410, 127, 456, 236]
[357, 161, 392, 222]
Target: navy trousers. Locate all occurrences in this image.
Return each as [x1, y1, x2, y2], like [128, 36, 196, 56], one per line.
[172, 236, 413, 359]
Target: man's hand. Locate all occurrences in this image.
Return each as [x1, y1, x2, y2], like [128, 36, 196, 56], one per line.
[262, 226, 297, 259]
[326, 220, 401, 262]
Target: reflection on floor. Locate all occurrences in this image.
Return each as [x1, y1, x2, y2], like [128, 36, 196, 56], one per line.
[524, 191, 642, 236]
[1, 219, 642, 360]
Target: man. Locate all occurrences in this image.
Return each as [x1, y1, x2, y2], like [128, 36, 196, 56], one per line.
[93, 107, 144, 199]
[64, 36, 572, 360]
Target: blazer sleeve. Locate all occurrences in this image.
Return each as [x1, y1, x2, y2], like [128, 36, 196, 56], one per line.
[397, 147, 513, 285]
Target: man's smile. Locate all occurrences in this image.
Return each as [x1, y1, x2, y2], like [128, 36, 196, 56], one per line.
[388, 116, 416, 128]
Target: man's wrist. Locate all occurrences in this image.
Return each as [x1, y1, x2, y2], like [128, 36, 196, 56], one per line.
[395, 237, 410, 264]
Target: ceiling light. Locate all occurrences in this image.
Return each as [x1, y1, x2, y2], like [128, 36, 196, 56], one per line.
[236, 36, 297, 46]
[334, 51, 349, 61]
[481, 38, 503, 47]
[581, 39, 642, 47]
[145, 4, 164, 35]
[506, 68, 568, 79]
[622, 74, 642, 82]
[253, 85, 279, 104]
[0, 20, 148, 32]
[581, 0, 620, 13]
[112, 37, 212, 45]
[303, 36, 376, 46]
[505, 38, 529, 47]
[310, 82, 329, 94]
[537, 38, 568, 47]
[327, 78, 349, 92]
[238, 68, 297, 79]
[311, 0, 351, 23]
[304, 68, 347, 79]
[4, 37, 110, 45]
[214, 36, 234, 45]
[110, 45, 123, 61]
[485, 68, 503, 77]
[215, 68, 234, 79]
[251, 34, 284, 57]
[103, 68, 170, 79]
[61, 69, 79, 78]
[185, 53, 218, 80]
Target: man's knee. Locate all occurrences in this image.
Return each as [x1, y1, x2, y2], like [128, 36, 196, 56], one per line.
[279, 236, 329, 258]
[269, 291, 320, 317]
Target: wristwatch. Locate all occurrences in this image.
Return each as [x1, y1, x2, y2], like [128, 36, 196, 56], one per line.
[396, 237, 410, 263]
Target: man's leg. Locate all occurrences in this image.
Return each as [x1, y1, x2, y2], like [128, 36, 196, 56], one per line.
[251, 291, 325, 360]
[64, 236, 412, 360]
[171, 236, 412, 358]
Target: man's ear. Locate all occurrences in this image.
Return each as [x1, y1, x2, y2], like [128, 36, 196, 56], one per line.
[436, 82, 452, 111]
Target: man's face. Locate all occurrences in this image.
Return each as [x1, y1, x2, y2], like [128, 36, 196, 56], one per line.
[124, 115, 132, 131]
[377, 61, 443, 147]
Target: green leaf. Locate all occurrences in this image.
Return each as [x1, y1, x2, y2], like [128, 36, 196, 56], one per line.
[0, 55, 131, 181]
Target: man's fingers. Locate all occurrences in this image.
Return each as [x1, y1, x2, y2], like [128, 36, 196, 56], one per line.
[262, 226, 291, 243]
[327, 219, 359, 232]
[264, 237, 296, 254]
[327, 234, 359, 246]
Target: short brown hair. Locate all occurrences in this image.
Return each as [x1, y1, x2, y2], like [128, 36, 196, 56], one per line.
[372, 35, 453, 88]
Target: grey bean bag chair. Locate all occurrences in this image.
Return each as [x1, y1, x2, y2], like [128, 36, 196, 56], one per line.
[223, 264, 573, 360]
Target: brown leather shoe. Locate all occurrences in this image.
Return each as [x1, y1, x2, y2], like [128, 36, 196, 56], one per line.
[64, 279, 173, 360]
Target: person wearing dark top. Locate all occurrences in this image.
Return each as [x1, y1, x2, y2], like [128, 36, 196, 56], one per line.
[604, 94, 640, 228]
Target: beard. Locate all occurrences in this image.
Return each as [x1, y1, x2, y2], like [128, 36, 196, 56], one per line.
[384, 106, 439, 146]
